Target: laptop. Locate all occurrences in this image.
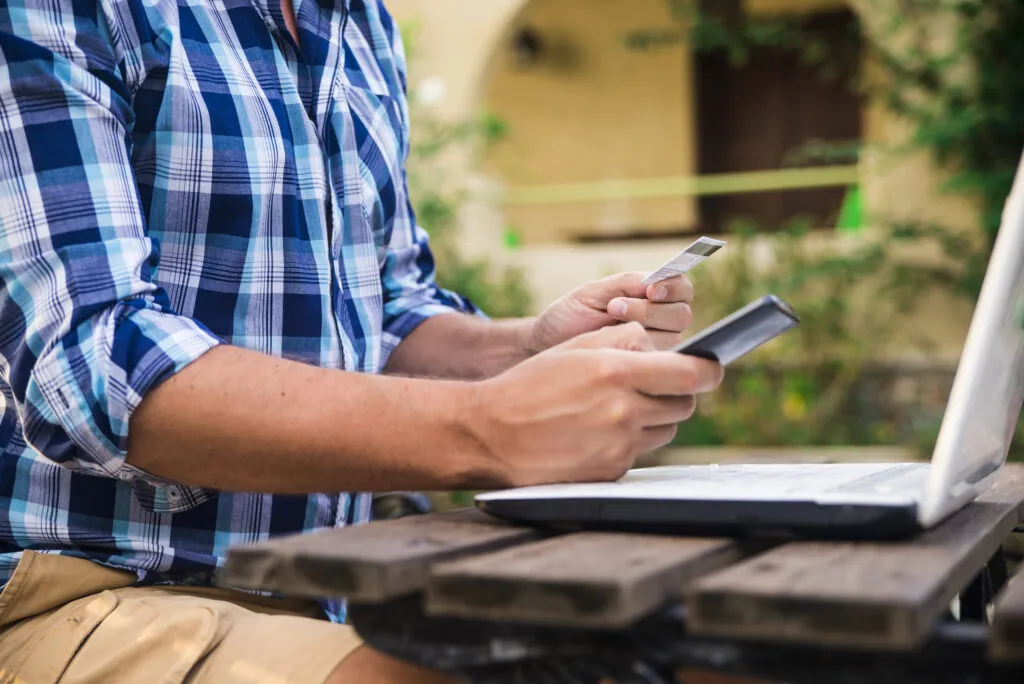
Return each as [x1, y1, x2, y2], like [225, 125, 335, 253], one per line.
[476, 154, 1024, 539]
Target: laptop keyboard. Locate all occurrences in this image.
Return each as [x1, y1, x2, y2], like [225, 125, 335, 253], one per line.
[611, 462, 931, 500]
[478, 462, 933, 504]
[825, 462, 931, 495]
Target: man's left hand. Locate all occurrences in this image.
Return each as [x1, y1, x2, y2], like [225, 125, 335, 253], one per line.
[526, 272, 694, 354]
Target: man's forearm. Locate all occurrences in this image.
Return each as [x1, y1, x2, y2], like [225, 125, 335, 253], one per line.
[385, 313, 536, 379]
[127, 345, 505, 493]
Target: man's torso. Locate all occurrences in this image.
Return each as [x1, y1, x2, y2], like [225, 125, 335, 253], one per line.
[0, 0, 438, 616]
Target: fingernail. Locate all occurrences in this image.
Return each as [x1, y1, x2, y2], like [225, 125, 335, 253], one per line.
[652, 285, 668, 301]
[608, 298, 628, 319]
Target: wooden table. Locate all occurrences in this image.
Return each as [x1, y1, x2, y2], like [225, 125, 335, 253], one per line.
[220, 465, 1024, 683]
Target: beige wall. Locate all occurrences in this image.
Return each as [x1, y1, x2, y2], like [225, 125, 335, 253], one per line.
[480, 0, 695, 242]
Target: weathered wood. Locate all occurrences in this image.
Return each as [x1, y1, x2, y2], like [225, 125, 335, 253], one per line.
[990, 572, 1024, 662]
[686, 465, 1024, 651]
[219, 508, 539, 602]
[426, 532, 742, 628]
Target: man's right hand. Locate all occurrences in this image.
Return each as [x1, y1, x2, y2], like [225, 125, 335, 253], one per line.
[467, 322, 724, 488]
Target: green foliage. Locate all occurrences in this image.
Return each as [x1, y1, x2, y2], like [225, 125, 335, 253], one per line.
[675, 222, 1024, 456]
[674, 222, 916, 448]
[862, 0, 1024, 296]
[402, 25, 532, 318]
[872, 1, 1024, 217]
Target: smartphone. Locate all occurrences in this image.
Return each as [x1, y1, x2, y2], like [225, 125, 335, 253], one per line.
[673, 295, 799, 365]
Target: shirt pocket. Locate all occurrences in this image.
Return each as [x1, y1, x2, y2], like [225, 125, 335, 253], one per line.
[339, 83, 406, 259]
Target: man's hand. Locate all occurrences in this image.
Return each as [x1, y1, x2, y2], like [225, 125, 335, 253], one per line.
[526, 272, 694, 354]
[386, 272, 693, 380]
[467, 323, 723, 488]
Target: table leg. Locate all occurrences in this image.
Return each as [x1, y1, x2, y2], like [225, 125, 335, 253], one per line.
[961, 548, 1009, 622]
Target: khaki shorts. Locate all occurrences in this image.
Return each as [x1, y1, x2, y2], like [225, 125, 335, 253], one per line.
[0, 551, 363, 683]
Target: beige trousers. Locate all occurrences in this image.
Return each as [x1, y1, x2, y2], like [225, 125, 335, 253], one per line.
[0, 551, 363, 683]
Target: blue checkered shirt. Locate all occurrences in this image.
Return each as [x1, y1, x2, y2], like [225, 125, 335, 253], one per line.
[0, 0, 474, 621]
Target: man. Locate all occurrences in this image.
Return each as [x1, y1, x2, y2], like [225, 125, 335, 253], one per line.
[0, 0, 722, 681]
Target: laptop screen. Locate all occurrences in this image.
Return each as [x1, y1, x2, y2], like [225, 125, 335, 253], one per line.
[920, 152, 1024, 525]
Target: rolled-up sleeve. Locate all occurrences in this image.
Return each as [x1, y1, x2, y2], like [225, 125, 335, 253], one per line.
[377, 9, 479, 363]
[378, 182, 480, 362]
[0, 3, 220, 481]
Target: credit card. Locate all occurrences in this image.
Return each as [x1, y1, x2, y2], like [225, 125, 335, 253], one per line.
[641, 236, 727, 285]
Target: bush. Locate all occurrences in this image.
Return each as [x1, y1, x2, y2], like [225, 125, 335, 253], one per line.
[675, 222, 918, 448]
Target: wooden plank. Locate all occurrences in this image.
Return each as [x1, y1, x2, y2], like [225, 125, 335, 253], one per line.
[426, 532, 742, 628]
[219, 508, 539, 602]
[990, 571, 1024, 662]
[687, 465, 1024, 650]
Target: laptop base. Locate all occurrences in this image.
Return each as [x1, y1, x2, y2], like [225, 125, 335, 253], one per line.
[477, 497, 923, 541]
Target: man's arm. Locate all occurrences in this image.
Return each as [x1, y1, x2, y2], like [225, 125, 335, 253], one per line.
[127, 325, 723, 493]
[126, 345, 501, 492]
[384, 314, 533, 379]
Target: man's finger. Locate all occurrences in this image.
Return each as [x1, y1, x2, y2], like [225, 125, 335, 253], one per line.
[648, 330, 684, 351]
[632, 424, 680, 458]
[578, 272, 650, 305]
[581, 273, 693, 307]
[617, 351, 724, 396]
[558, 322, 654, 352]
[633, 394, 696, 427]
[645, 275, 693, 304]
[607, 298, 693, 333]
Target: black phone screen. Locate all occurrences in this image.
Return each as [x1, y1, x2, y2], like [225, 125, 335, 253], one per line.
[673, 295, 799, 365]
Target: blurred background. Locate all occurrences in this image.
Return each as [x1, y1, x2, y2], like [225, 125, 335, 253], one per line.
[376, 0, 1024, 511]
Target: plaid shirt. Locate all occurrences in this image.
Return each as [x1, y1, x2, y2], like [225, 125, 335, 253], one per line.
[0, 0, 474, 621]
